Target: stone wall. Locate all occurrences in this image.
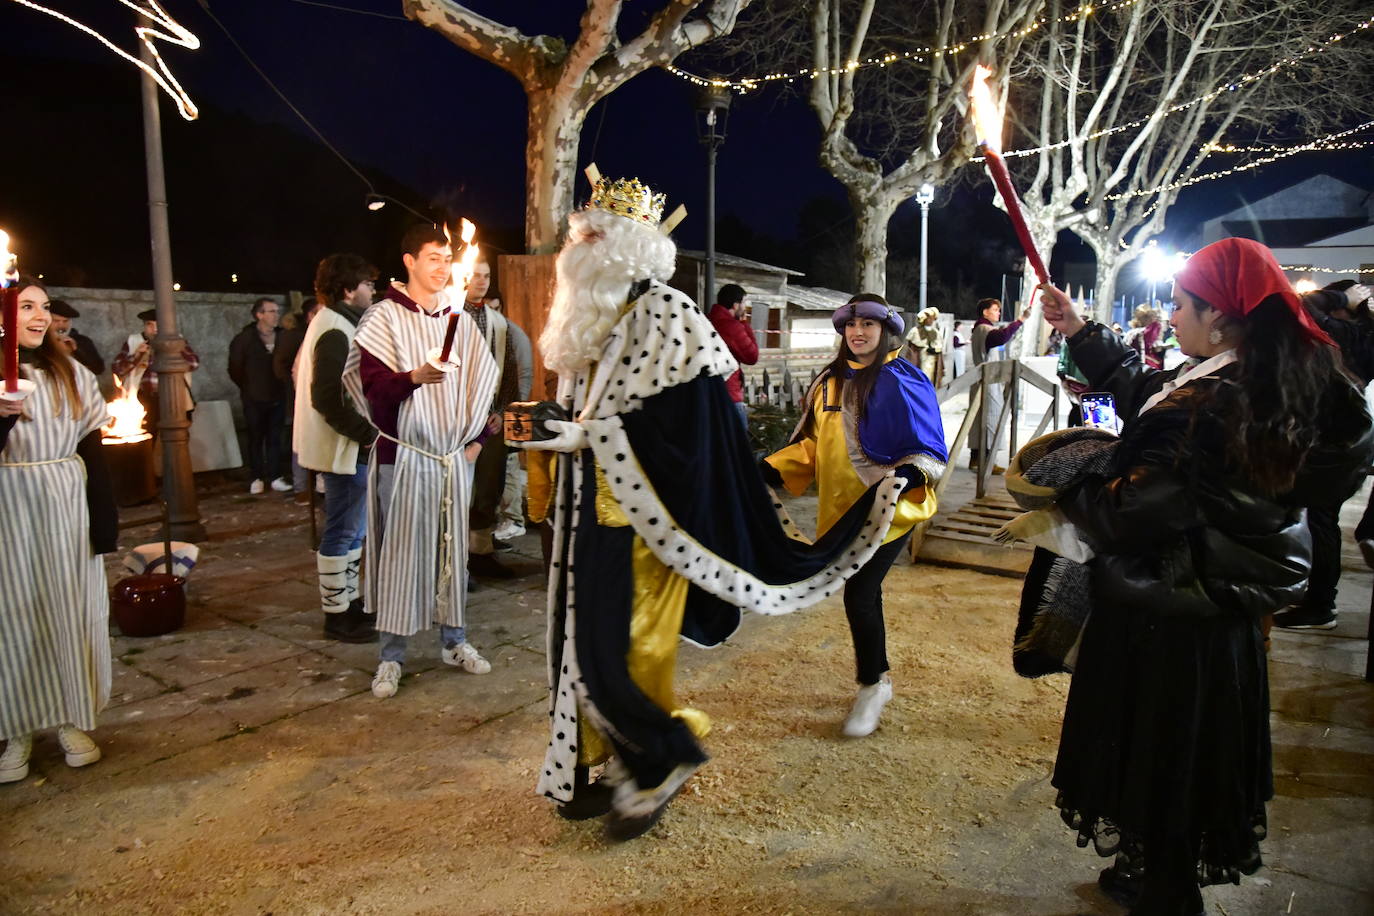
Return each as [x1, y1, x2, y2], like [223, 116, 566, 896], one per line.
[49, 286, 300, 410]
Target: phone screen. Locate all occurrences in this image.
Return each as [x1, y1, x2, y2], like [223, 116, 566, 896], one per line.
[1081, 392, 1119, 434]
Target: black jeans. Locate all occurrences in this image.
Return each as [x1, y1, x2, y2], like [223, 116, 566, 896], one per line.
[843, 530, 912, 686]
[1304, 504, 1342, 613]
[242, 398, 285, 482]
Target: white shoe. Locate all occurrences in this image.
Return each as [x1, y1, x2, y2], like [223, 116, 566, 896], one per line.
[315, 476, 326, 494]
[494, 523, 526, 541]
[372, 660, 402, 698]
[270, 477, 292, 493]
[842, 675, 893, 738]
[249, 479, 265, 495]
[57, 725, 101, 767]
[0, 734, 33, 783]
[442, 642, 491, 674]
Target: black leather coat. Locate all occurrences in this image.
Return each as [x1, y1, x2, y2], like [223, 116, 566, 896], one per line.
[1059, 322, 1374, 619]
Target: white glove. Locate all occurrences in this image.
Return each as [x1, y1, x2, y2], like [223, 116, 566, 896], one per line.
[517, 418, 589, 453]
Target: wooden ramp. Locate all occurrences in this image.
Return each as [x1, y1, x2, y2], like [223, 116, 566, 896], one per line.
[914, 493, 1032, 577]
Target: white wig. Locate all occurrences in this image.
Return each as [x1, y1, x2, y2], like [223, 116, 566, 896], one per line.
[541, 208, 677, 376]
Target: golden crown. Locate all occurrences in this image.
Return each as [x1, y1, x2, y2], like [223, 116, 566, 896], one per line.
[586, 175, 667, 227]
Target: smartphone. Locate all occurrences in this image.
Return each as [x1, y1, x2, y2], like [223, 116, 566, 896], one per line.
[1081, 392, 1120, 434]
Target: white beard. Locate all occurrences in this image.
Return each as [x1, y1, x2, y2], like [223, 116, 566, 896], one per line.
[541, 209, 677, 377]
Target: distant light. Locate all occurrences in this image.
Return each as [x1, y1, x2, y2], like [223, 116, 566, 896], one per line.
[173, 282, 182, 291]
[36, 273, 44, 279]
[916, 183, 935, 205]
[1293, 278, 1319, 294]
[1140, 241, 1182, 284]
[366, 193, 386, 211]
[231, 273, 239, 283]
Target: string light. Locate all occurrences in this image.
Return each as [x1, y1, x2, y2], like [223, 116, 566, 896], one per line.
[668, 0, 1147, 93]
[972, 14, 1374, 162]
[10, 0, 200, 120]
[1105, 120, 1374, 202]
[1204, 139, 1373, 153]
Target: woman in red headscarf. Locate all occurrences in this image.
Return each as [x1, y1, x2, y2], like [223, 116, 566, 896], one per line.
[1031, 238, 1373, 915]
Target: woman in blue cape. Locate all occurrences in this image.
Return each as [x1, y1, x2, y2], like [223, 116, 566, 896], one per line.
[765, 294, 948, 737]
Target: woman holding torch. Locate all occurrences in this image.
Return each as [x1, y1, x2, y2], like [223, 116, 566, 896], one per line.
[1035, 239, 1373, 913]
[762, 294, 947, 737]
[0, 278, 118, 784]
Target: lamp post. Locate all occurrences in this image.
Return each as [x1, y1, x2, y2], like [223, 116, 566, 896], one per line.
[916, 183, 935, 313]
[694, 82, 731, 307]
[140, 38, 204, 540]
[1140, 240, 1181, 310]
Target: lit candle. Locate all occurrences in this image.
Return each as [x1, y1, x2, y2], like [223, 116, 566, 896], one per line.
[1, 230, 18, 394]
[438, 312, 459, 364]
[969, 66, 1050, 286]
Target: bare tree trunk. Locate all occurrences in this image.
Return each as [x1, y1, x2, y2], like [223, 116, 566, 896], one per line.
[850, 188, 898, 294]
[525, 89, 587, 254]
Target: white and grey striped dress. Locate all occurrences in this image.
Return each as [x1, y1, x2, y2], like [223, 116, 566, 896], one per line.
[342, 292, 499, 636]
[0, 364, 113, 740]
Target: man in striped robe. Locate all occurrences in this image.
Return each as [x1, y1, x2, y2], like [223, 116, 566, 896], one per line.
[516, 177, 912, 841]
[342, 224, 500, 700]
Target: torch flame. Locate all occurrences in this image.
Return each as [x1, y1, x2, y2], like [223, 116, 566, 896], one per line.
[0, 229, 16, 288]
[102, 373, 151, 444]
[969, 64, 1003, 153]
[447, 218, 481, 296]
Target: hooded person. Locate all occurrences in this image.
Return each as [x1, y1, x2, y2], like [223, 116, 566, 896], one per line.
[904, 305, 944, 384]
[512, 173, 914, 841]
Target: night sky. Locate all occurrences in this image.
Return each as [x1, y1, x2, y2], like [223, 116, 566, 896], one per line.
[1, 0, 1369, 305]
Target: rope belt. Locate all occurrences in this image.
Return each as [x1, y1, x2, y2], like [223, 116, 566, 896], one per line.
[0, 455, 80, 468]
[375, 430, 464, 616]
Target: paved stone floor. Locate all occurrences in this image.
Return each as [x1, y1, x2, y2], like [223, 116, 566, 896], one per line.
[0, 471, 1370, 914]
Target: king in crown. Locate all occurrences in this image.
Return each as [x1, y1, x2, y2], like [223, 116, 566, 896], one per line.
[585, 175, 667, 227]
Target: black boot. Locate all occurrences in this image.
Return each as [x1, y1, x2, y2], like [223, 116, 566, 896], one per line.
[324, 600, 378, 643]
[556, 765, 614, 821]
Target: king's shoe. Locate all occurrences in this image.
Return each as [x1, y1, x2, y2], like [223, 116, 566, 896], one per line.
[57, 725, 101, 768]
[441, 642, 492, 674]
[0, 734, 33, 784]
[556, 765, 615, 821]
[842, 674, 893, 738]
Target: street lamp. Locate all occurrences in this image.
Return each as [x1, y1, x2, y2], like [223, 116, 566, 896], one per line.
[694, 81, 731, 306]
[915, 183, 935, 313]
[1140, 240, 1182, 308]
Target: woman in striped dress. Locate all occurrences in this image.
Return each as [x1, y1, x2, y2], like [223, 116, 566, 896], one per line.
[0, 279, 117, 784]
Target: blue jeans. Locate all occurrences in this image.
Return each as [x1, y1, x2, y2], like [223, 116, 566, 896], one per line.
[735, 401, 749, 431]
[380, 626, 465, 664]
[319, 459, 368, 556]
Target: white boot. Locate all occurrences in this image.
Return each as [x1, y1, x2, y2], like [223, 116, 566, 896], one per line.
[317, 553, 349, 615]
[344, 546, 364, 605]
[0, 734, 33, 783]
[842, 674, 893, 738]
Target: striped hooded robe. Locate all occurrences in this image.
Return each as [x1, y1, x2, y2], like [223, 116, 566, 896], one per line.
[342, 285, 498, 636]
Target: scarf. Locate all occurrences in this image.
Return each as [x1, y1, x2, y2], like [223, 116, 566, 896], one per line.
[1176, 237, 1334, 347]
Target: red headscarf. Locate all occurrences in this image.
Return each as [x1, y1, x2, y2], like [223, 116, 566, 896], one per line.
[1174, 237, 1334, 347]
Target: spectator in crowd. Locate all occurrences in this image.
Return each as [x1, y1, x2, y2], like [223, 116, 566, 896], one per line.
[342, 223, 498, 700]
[904, 306, 944, 385]
[228, 297, 290, 494]
[0, 278, 118, 785]
[276, 299, 325, 500]
[950, 320, 967, 378]
[111, 308, 199, 436]
[463, 260, 527, 577]
[706, 283, 759, 430]
[47, 300, 105, 375]
[969, 297, 1029, 472]
[296, 254, 379, 643]
[489, 290, 534, 545]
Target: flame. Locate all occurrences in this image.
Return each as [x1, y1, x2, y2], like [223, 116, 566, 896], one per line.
[447, 218, 481, 295]
[102, 374, 151, 444]
[969, 64, 1003, 152]
[0, 229, 16, 288]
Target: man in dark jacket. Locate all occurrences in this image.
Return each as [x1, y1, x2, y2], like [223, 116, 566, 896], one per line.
[1277, 281, 1374, 629]
[706, 283, 759, 430]
[47, 301, 105, 375]
[228, 297, 290, 494]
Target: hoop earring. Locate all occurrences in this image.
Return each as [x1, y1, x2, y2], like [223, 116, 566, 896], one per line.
[1208, 327, 1223, 346]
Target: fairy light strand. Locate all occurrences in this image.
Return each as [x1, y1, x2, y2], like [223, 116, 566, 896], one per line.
[9, 0, 200, 120]
[667, 0, 1148, 92]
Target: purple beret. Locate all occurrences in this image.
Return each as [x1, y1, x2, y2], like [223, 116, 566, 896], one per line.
[831, 300, 903, 336]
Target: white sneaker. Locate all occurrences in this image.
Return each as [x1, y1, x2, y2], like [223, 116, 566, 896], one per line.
[442, 642, 491, 674]
[57, 725, 101, 767]
[494, 522, 526, 541]
[249, 479, 265, 495]
[842, 675, 893, 738]
[0, 734, 33, 783]
[270, 477, 292, 493]
[372, 660, 402, 698]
